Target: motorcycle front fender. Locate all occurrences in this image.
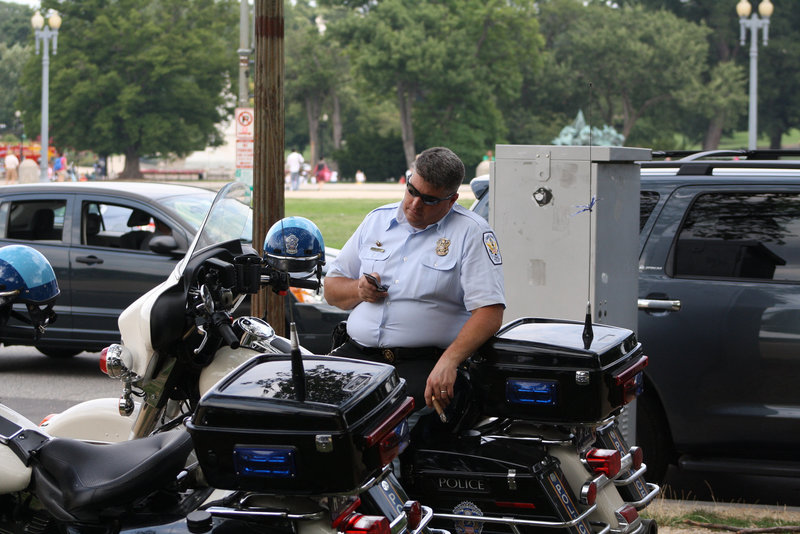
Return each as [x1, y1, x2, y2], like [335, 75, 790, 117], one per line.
[39, 397, 138, 442]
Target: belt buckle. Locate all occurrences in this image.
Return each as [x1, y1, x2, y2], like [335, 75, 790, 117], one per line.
[382, 348, 395, 363]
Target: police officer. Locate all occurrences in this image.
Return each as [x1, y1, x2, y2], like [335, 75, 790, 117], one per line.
[324, 147, 505, 411]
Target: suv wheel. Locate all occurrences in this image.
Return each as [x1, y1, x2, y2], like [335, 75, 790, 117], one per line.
[636, 391, 673, 485]
[36, 347, 82, 358]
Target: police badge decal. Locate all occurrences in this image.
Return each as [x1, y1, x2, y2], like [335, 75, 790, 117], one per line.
[452, 501, 484, 534]
[483, 231, 502, 265]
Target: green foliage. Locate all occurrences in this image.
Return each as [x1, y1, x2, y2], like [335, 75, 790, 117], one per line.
[18, 0, 239, 174]
[0, 1, 33, 48]
[328, 0, 543, 168]
[0, 2, 32, 134]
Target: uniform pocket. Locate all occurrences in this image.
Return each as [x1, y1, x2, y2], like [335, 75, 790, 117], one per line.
[359, 245, 391, 274]
[414, 252, 458, 297]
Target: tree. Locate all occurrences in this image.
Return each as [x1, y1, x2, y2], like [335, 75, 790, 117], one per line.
[285, 1, 350, 171]
[0, 2, 32, 137]
[18, 0, 239, 178]
[328, 0, 543, 171]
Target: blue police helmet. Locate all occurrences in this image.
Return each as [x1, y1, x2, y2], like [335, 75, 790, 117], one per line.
[0, 245, 60, 304]
[263, 216, 325, 273]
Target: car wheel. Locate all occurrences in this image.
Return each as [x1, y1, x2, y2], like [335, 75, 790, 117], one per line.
[636, 391, 673, 485]
[36, 347, 83, 358]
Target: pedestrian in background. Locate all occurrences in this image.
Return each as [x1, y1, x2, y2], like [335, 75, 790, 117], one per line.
[314, 158, 331, 190]
[4, 152, 19, 184]
[355, 169, 366, 184]
[285, 148, 304, 191]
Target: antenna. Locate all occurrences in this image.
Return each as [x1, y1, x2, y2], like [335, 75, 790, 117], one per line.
[583, 82, 595, 349]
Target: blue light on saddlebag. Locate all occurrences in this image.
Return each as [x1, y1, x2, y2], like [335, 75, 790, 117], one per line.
[506, 379, 558, 406]
[233, 446, 297, 478]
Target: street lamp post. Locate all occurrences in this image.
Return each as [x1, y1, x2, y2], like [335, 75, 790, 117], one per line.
[737, 0, 773, 151]
[31, 10, 61, 183]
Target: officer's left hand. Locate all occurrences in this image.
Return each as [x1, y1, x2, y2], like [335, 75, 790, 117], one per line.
[424, 354, 459, 409]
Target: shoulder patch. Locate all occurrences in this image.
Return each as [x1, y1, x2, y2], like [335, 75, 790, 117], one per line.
[483, 231, 502, 265]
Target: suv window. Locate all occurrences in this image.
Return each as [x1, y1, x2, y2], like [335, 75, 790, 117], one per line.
[82, 201, 172, 251]
[640, 191, 659, 231]
[3, 200, 67, 241]
[674, 192, 800, 281]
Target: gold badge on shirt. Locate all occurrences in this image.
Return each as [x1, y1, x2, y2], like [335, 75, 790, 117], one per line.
[436, 238, 451, 256]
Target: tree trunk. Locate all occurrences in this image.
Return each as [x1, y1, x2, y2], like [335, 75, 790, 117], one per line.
[253, 0, 285, 329]
[306, 94, 322, 168]
[397, 81, 416, 170]
[332, 91, 342, 151]
[119, 147, 142, 179]
[770, 131, 782, 150]
[703, 112, 724, 150]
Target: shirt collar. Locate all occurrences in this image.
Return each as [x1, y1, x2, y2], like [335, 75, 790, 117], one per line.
[392, 203, 455, 233]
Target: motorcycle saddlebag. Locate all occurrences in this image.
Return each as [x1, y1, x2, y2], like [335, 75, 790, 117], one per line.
[187, 353, 410, 494]
[469, 317, 646, 423]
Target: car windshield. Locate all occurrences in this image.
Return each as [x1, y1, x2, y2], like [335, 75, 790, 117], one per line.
[157, 193, 216, 232]
[179, 182, 253, 274]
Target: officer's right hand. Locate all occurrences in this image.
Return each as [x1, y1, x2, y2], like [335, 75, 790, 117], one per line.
[358, 272, 388, 303]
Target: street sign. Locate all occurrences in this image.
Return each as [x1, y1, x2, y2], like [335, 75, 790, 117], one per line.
[235, 107, 255, 189]
[235, 108, 254, 140]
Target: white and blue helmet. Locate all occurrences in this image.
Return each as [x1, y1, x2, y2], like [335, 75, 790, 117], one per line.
[263, 216, 325, 273]
[0, 245, 60, 304]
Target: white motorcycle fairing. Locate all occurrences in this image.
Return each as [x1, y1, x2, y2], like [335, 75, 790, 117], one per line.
[118, 266, 182, 380]
[0, 403, 40, 493]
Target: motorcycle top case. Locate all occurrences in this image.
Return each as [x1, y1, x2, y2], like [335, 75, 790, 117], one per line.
[469, 317, 646, 423]
[187, 353, 409, 494]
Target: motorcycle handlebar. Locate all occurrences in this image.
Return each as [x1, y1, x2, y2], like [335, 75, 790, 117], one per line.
[289, 277, 320, 291]
[212, 314, 240, 349]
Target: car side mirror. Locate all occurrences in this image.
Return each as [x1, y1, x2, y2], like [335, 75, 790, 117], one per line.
[148, 235, 179, 254]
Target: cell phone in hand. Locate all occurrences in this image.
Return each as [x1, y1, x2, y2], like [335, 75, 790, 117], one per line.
[363, 273, 389, 292]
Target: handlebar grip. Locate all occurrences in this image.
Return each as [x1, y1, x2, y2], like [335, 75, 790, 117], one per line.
[217, 322, 240, 349]
[289, 278, 320, 290]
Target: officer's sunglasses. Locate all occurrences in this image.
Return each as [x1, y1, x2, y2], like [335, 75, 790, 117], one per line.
[406, 179, 458, 206]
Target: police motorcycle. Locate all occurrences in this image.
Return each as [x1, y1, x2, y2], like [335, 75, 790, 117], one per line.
[40, 180, 658, 534]
[0, 183, 439, 534]
[397, 312, 660, 534]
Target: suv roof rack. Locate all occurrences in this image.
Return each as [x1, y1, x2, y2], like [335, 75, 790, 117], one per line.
[651, 149, 800, 161]
[644, 149, 800, 176]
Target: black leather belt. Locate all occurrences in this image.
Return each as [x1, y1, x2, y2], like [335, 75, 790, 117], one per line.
[347, 340, 443, 363]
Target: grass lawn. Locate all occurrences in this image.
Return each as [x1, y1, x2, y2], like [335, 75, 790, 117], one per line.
[285, 198, 473, 249]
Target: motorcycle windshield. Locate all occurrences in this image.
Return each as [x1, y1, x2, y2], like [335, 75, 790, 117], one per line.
[178, 182, 253, 276]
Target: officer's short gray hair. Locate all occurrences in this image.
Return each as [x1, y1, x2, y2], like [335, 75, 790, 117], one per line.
[414, 147, 464, 193]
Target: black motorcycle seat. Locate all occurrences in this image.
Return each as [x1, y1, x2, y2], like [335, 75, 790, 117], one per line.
[32, 430, 193, 523]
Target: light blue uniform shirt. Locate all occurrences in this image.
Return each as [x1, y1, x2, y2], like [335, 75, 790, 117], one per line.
[327, 202, 505, 348]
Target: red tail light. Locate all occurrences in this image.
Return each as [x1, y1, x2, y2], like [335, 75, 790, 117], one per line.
[331, 497, 362, 529]
[580, 481, 597, 506]
[403, 500, 422, 530]
[585, 448, 621, 478]
[613, 355, 648, 405]
[629, 446, 643, 470]
[495, 501, 537, 509]
[615, 504, 639, 527]
[339, 514, 391, 534]
[364, 397, 414, 466]
[99, 346, 109, 375]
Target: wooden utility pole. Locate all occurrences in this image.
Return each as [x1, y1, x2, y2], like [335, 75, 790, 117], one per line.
[252, 0, 285, 331]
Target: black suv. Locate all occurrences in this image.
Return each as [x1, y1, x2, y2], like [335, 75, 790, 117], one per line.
[471, 150, 800, 483]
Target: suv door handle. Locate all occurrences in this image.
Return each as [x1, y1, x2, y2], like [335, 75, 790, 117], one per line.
[75, 255, 104, 265]
[638, 298, 681, 312]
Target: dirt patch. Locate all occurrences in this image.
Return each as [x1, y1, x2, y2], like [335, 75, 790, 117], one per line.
[646, 498, 800, 533]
